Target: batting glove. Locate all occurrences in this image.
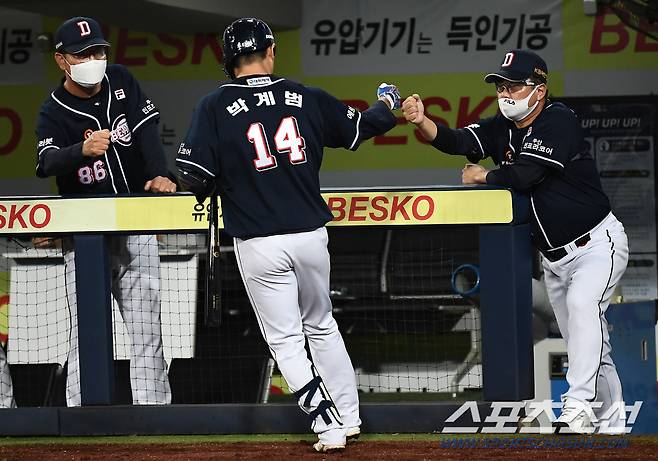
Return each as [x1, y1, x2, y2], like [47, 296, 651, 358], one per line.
[377, 83, 401, 110]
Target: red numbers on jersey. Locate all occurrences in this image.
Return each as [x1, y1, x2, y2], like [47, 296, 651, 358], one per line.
[247, 116, 306, 171]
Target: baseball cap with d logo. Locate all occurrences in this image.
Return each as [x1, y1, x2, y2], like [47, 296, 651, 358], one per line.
[54, 17, 110, 54]
[484, 49, 548, 84]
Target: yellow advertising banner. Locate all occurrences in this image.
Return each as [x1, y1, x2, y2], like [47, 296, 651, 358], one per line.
[323, 189, 513, 226]
[0, 86, 46, 179]
[0, 188, 513, 234]
[0, 274, 7, 344]
[562, 0, 658, 70]
[306, 73, 564, 171]
[42, 16, 228, 82]
[2, 3, 654, 192]
[0, 196, 204, 234]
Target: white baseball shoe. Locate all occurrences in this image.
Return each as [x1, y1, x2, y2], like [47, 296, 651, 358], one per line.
[313, 441, 346, 453]
[346, 426, 361, 441]
[553, 404, 595, 435]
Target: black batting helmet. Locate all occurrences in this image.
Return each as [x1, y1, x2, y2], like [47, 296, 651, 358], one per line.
[222, 18, 275, 79]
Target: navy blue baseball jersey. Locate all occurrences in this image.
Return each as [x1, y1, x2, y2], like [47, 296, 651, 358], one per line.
[177, 74, 396, 238]
[432, 101, 610, 250]
[36, 64, 168, 194]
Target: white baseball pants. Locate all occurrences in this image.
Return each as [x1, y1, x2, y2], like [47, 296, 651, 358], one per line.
[542, 213, 629, 429]
[0, 346, 15, 408]
[64, 234, 171, 406]
[234, 227, 360, 446]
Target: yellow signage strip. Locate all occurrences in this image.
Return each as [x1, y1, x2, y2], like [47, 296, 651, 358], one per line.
[323, 189, 513, 226]
[0, 189, 513, 234]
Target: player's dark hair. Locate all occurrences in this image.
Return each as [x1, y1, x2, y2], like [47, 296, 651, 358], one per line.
[234, 49, 268, 71]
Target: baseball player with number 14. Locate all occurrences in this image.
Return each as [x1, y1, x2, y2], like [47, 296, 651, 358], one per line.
[176, 18, 399, 453]
[403, 49, 629, 435]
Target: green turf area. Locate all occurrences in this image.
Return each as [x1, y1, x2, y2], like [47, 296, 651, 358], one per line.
[0, 434, 656, 446]
[0, 434, 437, 445]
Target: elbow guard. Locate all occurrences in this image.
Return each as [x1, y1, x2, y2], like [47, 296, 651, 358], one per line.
[177, 167, 216, 203]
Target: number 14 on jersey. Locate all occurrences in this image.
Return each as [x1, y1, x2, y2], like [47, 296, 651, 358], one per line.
[247, 116, 306, 171]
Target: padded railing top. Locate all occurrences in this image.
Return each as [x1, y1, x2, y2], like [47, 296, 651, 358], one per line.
[0, 186, 526, 234]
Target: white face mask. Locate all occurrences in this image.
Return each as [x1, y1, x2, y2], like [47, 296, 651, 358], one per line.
[498, 85, 542, 122]
[65, 58, 107, 88]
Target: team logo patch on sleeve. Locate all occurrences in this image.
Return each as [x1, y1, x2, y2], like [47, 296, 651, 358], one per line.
[111, 115, 132, 146]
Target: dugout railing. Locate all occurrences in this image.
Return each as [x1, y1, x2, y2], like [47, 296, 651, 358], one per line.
[0, 186, 532, 436]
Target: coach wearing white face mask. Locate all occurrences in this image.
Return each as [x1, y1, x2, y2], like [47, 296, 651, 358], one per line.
[39, 16, 176, 193]
[55, 31, 109, 89]
[34, 16, 175, 407]
[402, 50, 629, 435]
